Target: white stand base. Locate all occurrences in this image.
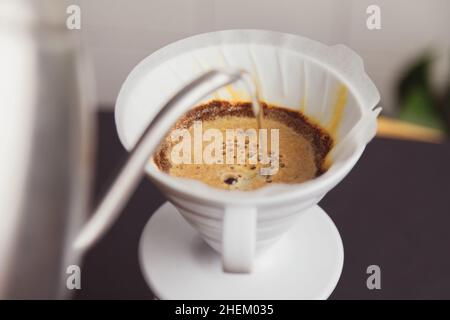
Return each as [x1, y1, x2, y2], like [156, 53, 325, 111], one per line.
[139, 202, 343, 300]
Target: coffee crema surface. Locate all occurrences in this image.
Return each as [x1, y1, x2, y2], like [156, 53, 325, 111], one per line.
[154, 100, 333, 191]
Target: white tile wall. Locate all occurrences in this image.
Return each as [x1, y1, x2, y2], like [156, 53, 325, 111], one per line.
[69, 0, 450, 113]
[345, 0, 450, 114]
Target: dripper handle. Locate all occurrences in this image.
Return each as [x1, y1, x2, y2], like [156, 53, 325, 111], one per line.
[73, 69, 248, 252]
[222, 206, 257, 273]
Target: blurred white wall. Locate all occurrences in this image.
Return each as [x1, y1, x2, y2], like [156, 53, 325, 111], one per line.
[71, 0, 450, 114]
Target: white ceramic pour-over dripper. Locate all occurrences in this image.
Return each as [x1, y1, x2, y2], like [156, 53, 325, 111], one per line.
[115, 30, 381, 274]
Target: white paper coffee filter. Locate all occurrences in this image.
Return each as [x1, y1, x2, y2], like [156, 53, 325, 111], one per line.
[115, 30, 380, 198]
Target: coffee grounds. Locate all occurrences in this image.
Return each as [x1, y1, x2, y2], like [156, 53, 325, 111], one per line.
[154, 100, 333, 176]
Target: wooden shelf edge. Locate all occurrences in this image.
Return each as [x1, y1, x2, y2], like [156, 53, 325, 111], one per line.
[376, 116, 446, 143]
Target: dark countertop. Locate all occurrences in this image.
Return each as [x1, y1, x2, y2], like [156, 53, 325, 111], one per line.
[75, 112, 450, 300]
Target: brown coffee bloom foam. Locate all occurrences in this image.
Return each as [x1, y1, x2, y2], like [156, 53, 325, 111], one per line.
[153, 100, 333, 190]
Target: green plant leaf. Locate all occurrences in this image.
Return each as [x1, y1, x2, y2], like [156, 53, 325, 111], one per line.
[399, 85, 446, 131]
